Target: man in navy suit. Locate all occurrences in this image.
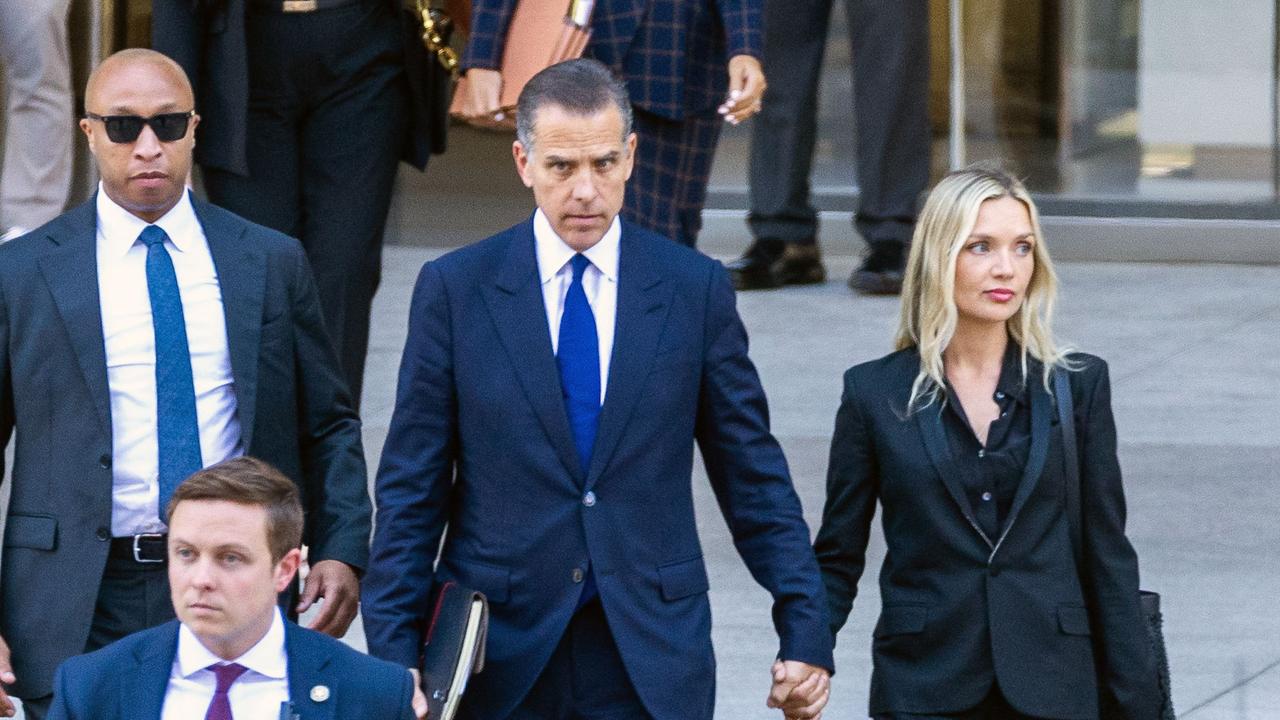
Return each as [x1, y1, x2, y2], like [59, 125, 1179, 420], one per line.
[458, 0, 767, 247]
[47, 457, 416, 720]
[363, 59, 832, 720]
[0, 50, 369, 719]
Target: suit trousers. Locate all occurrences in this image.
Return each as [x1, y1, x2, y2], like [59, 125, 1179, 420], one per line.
[0, 0, 72, 234]
[747, 0, 929, 259]
[504, 599, 651, 720]
[202, 0, 409, 406]
[19, 556, 175, 720]
[624, 109, 723, 248]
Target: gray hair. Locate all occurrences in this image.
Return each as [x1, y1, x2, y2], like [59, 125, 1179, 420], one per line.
[515, 58, 633, 150]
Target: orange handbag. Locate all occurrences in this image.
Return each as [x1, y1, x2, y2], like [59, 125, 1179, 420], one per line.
[450, 0, 595, 129]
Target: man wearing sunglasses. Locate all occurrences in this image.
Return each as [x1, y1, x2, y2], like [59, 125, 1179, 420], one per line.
[0, 49, 371, 720]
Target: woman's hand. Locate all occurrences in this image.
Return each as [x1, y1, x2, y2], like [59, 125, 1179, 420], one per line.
[719, 55, 767, 125]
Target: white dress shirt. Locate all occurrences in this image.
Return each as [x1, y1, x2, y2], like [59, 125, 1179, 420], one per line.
[534, 208, 619, 404]
[96, 185, 243, 536]
[161, 608, 290, 720]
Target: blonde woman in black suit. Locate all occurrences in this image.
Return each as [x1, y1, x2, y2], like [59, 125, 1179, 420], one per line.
[814, 168, 1160, 719]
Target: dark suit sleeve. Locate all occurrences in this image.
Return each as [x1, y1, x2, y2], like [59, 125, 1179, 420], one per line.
[693, 264, 834, 672]
[812, 367, 879, 641]
[287, 244, 372, 571]
[1076, 360, 1161, 718]
[714, 0, 765, 60]
[362, 262, 458, 669]
[397, 666, 417, 720]
[45, 662, 73, 720]
[460, 0, 519, 70]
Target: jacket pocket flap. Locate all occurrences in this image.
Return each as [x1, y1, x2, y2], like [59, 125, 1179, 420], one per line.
[3, 514, 57, 551]
[658, 557, 709, 601]
[1057, 605, 1092, 636]
[453, 560, 510, 604]
[874, 604, 928, 637]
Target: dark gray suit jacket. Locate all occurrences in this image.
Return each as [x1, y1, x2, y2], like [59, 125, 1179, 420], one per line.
[0, 196, 370, 698]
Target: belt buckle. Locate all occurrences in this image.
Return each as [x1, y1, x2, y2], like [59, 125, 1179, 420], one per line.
[133, 533, 165, 563]
[282, 0, 318, 11]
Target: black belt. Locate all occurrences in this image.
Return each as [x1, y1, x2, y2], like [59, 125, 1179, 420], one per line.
[108, 533, 168, 564]
[248, 0, 364, 13]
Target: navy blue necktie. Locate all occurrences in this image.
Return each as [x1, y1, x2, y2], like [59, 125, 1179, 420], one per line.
[557, 254, 600, 607]
[557, 254, 601, 474]
[140, 225, 203, 519]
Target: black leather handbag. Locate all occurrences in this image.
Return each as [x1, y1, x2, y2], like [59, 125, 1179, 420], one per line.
[1055, 370, 1176, 720]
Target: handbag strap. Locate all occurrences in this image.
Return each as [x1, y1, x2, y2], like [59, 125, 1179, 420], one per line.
[1054, 368, 1084, 574]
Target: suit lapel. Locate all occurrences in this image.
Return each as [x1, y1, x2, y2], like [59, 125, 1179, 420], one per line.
[194, 197, 266, 449]
[37, 200, 113, 438]
[480, 222, 584, 484]
[914, 400, 993, 548]
[285, 623, 337, 720]
[584, 227, 669, 490]
[121, 622, 180, 720]
[993, 375, 1052, 550]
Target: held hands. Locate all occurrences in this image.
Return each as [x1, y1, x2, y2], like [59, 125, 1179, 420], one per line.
[719, 55, 767, 125]
[0, 633, 15, 717]
[767, 659, 830, 720]
[297, 559, 360, 637]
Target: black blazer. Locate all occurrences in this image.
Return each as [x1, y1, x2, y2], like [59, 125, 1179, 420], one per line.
[814, 348, 1160, 719]
[151, 0, 444, 176]
[0, 197, 370, 699]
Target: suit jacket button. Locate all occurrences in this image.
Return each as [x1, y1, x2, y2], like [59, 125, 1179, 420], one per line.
[99, 455, 111, 469]
[582, 491, 596, 507]
[95, 527, 110, 541]
[989, 565, 1001, 577]
[572, 568, 585, 583]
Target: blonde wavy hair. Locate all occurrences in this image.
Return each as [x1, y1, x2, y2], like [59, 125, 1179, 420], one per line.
[895, 167, 1072, 412]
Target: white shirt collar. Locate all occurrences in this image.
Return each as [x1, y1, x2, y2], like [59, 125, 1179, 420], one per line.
[177, 607, 288, 681]
[533, 208, 620, 285]
[95, 182, 201, 259]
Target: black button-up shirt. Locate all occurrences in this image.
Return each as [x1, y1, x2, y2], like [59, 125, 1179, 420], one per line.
[943, 345, 1033, 541]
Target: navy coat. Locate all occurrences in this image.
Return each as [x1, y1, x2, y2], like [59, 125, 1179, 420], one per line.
[47, 620, 415, 719]
[362, 217, 831, 720]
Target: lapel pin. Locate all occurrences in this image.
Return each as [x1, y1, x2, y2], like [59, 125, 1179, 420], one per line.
[309, 685, 330, 702]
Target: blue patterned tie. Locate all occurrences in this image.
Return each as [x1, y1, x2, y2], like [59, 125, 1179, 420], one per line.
[139, 225, 202, 520]
[557, 254, 600, 607]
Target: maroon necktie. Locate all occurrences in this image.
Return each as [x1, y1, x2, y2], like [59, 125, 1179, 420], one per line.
[204, 663, 249, 720]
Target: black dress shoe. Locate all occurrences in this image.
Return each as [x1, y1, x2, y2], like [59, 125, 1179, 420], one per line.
[848, 266, 904, 295]
[727, 239, 785, 290]
[728, 239, 826, 290]
[773, 244, 826, 285]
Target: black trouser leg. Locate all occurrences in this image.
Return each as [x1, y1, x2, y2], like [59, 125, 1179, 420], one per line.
[202, 0, 408, 406]
[747, 0, 833, 246]
[847, 0, 931, 267]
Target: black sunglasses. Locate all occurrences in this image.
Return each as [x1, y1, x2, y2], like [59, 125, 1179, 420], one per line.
[85, 110, 195, 143]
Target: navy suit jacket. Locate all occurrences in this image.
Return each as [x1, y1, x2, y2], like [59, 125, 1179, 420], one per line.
[362, 218, 832, 720]
[47, 620, 415, 720]
[814, 349, 1160, 718]
[462, 0, 763, 120]
[0, 197, 369, 699]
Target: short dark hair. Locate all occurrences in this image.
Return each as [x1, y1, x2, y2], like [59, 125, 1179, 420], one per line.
[515, 58, 632, 150]
[167, 457, 304, 562]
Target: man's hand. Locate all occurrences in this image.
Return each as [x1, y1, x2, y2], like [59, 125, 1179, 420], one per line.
[297, 559, 360, 637]
[719, 54, 767, 125]
[0, 633, 16, 717]
[409, 668, 429, 719]
[459, 68, 507, 126]
[766, 659, 830, 720]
